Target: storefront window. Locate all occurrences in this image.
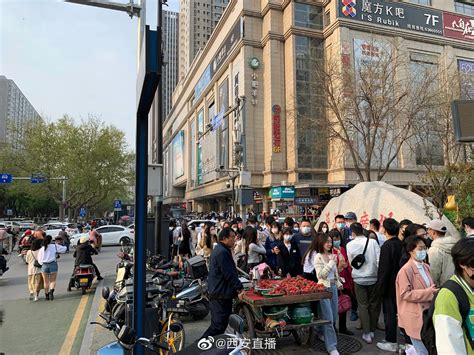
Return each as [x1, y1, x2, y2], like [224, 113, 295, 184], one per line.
[295, 36, 327, 169]
[294, 2, 323, 30]
[410, 0, 431, 5]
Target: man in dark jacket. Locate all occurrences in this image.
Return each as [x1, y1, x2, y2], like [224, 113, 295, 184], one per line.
[67, 235, 103, 291]
[202, 228, 243, 339]
[376, 218, 403, 352]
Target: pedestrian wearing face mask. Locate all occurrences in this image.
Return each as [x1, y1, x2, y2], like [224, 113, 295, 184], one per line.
[275, 228, 301, 276]
[332, 214, 352, 247]
[293, 219, 314, 256]
[264, 221, 282, 271]
[318, 222, 330, 234]
[396, 236, 437, 355]
[329, 229, 355, 335]
[293, 222, 300, 233]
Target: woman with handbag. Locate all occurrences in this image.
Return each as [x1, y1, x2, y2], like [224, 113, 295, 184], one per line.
[329, 229, 355, 335]
[37, 235, 67, 301]
[315, 232, 342, 355]
[25, 238, 44, 301]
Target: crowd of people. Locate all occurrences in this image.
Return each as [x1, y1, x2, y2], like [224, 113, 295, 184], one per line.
[181, 213, 474, 355]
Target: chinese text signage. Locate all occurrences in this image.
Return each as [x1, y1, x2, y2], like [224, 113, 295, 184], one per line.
[272, 105, 281, 153]
[338, 0, 443, 36]
[443, 13, 474, 42]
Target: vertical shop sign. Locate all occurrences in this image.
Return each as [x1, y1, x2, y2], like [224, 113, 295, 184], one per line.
[272, 104, 281, 153]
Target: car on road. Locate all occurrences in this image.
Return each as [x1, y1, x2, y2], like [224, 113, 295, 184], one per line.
[70, 225, 134, 247]
[19, 220, 36, 231]
[0, 221, 21, 234]
[187, 220, 216, 234]
[41, 222, 78, 238]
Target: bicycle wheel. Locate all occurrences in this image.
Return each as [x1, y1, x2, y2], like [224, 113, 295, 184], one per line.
[159, 317, 186, 354]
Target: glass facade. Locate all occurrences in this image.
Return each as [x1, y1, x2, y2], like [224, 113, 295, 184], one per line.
[410, 58, 444, 166]
[410, 0, 431, 6]
[294, 2, 323, 30]
[295, 36, 327, 171]
[455, 1, 474, 16]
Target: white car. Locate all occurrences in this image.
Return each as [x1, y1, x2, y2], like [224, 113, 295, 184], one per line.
[0, 221, 21, 234]
[20, 220, 36, 231]
[70, 225, 134, 247]
[42, 222, 78, 238]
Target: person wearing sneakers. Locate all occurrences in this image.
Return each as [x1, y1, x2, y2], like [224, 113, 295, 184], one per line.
[376, 218, 403, 352]
[397, 236, 437, 355]
[37, 235, 67, 300]
[346, 222, 381, 344]
[426, 219, 458, 287]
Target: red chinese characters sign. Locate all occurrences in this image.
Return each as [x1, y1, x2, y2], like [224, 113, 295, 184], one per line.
[272, 104, 281, 153]
[443, 13, 474, 42]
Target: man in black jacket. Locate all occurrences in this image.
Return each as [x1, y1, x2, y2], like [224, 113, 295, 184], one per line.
[376, 218, 403, 352]
[67, 235, 103, 291]
[201, 227, 243, 339]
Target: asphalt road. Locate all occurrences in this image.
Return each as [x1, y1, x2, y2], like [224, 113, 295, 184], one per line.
[0, 245, 121, 355]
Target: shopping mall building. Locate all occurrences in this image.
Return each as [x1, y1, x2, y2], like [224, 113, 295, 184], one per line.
[156, 0, 474, 214]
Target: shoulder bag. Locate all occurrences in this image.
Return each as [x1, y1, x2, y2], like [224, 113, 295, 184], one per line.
[351, 237, 370, 270]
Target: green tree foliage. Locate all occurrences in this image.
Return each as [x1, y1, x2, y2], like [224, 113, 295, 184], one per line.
[0, 115, 134, 219]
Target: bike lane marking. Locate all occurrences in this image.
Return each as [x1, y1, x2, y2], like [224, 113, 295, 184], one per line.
[59, 293, 89, 355]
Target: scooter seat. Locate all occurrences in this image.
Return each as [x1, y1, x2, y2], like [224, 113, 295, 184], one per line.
[228, 314, 244, 335]
[79, 264, 94, 268]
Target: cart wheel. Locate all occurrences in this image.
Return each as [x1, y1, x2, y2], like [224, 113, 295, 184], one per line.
[238, 305, 256, 340]
[292, 326, 312, 346]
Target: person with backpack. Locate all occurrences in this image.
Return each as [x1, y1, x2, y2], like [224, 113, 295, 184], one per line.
[396, 236, 438, 355]
[432, 237, 474, 354]
[346, 222, 381, 344]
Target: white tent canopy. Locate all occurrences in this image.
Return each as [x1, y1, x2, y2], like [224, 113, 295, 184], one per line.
[319, 181, 459, 237]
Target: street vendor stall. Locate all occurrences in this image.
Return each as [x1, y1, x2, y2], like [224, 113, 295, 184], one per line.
[234, 275, 331, 346]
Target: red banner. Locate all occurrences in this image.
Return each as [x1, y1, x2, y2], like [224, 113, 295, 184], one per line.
[443, 12, 474, 42]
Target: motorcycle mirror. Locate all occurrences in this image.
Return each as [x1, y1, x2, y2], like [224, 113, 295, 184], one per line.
[102, 286, 110, 300]
[169, 323, 183, 333]
[117, 325, 136, 345]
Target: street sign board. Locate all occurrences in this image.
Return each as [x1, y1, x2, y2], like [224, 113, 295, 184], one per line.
[31, 176, 46, 184]
[6, 209, 13, 216]
[79, 207, 86, 218]
[0, 174, 13, 184]
[114, 199, 122, 211]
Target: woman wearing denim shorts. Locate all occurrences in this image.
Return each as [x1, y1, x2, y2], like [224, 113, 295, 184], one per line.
[37, 235, 67, 300]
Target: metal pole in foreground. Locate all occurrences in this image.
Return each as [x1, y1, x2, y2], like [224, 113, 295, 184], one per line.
[155, 0, 163, 256]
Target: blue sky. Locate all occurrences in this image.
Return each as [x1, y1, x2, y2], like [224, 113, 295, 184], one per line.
[0, 0, 179, 149]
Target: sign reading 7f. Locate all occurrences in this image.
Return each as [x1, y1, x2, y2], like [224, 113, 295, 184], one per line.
[424, 13, 440, 26]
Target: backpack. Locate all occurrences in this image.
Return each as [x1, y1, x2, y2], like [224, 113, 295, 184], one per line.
[421, 279, 474, 355]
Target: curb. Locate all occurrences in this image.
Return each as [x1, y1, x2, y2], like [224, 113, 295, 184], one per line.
[80, 278, 105, 355]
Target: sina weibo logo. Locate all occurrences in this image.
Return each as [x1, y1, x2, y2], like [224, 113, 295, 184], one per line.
[342, 0, 357, 18]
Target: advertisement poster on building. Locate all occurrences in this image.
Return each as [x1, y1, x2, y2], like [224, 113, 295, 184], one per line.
[458, 59, 474, 98]
[218, 78, 229, 168]
[443, 13, 474, 42]
[201, 103, 218, 183]
[172, 131, 184, 179]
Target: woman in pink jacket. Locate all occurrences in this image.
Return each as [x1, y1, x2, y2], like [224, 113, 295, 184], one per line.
[396, 236, 438, 355]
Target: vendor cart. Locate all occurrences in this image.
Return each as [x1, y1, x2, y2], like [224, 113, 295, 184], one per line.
[234, 290, 331, 346]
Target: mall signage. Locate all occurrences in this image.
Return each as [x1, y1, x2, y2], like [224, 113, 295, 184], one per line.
[272, 104, 282, 153]
[271, 186, 295, 200]
[338, 0, 443, 36]
[443, 13, 474, 42]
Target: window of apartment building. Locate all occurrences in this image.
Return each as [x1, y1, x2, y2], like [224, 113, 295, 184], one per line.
[295, 35, 327, 169]
[410, 53, 444, 166]
[410, 0, 431, 5]
[455, 0, 474, 15]
[294, 2, 323, 30]
[324, 11, 331, 27]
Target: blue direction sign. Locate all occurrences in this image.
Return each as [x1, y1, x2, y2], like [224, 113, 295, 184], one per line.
[114, 199, 122, 211]
[31, 176, 46, 184]
[79, 207, 86, 218]
[0, 174, 13, 184]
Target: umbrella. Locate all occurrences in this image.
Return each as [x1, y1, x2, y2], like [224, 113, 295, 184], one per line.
[319, 181, 459, 237]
